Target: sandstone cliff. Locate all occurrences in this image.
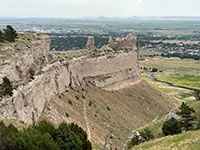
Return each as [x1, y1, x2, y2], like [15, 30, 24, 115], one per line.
[0, 33, 51, 85]
[0, 33, 177, 149]
[0, 33, 141, 124]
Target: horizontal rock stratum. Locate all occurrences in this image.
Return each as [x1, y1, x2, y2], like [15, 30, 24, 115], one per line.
[0, 33, 141, 124]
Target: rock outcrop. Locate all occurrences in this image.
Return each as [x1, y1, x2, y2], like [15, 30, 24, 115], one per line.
[86, 36, 96, 50]
[105, 33, 139, 50]
[0, 33, 140, 124]
[0, 33, 51, 85]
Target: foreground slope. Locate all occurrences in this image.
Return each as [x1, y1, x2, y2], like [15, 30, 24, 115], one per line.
[131, 130, 200, 150]
[40, 80, 176, 149]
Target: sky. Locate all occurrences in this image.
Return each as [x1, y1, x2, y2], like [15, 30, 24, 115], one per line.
[0, 0, 200, 18]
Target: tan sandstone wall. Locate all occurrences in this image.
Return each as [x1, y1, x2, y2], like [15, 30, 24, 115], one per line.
[0, 51, 140, 124]
[0, 34, 50, 85]
[0, 33, 140, 124]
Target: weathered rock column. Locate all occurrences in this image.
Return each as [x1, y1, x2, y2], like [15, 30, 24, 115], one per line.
[86, 36, 96, 50]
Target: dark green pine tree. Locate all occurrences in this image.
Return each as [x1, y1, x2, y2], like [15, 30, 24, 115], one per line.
[177, 102, 196, 131]
[3, 25, 17, 42]
[69, 123, 92, 150]
[53, 122, 82, 150]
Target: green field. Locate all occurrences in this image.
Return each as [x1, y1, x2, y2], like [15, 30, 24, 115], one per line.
[158, 74, 200, 90]
[140, 58, 200, 75]
[140, 57, 200, 100]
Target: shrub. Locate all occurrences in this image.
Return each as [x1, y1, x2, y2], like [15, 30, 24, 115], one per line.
[65, 112, 69, 117]
[127, 136, 140, 148]
[106, 106, 111, 111]
[68, 100, 73, 105]
[75, 95, 79, 100]
[140, 128, 154, 141]
[0, 77, 14, 97]
[162, 118, 182, 136]
[152, 68, 158, 72]
[128, 128, 154, 148]
[29, 68, 35, 80]
[194, 90, 200, 101]
[88, 101, 93, 107]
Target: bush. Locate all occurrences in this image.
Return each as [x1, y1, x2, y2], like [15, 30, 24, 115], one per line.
[162, 118, 182, 136]
[29, 68, 35, 80]
[152, 68, 158, 72]
[128, 128, 154, 148]
[128, 136, 140, 148]
[0, 77, 14, 97]
[68, 100, 73, 105]
[140, 128, 154, 141]
[194, 90, 200, 101]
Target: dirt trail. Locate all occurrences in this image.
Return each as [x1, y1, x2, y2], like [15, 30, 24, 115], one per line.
[83, 80, 91, 140]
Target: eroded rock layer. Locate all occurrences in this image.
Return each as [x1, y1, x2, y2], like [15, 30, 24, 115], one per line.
[0, 33, 140, 124]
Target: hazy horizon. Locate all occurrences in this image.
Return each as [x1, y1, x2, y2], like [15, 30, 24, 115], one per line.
[1, 0, 200, 18]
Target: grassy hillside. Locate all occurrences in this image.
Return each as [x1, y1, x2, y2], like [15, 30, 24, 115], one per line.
[132, 57, 200, 150]
[131, 130, 200, 150]
[40, 80, 176, 149]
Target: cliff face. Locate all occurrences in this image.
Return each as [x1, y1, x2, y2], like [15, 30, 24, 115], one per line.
[0, 33, 50, 85]
[0, 33, 140, 124]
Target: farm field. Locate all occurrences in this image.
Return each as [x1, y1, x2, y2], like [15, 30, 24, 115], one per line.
[139, 57, 200, 101]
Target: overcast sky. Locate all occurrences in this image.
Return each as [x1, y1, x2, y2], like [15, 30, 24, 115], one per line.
[0, 0, 200, 18]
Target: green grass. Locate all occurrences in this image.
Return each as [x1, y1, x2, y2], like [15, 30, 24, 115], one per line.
[140, 58, 200, 75]
[130, 130, 200, 150]
[158, 74, 200, 90]
[137, 114, 167, 138]
[140, 58, 200, 101]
